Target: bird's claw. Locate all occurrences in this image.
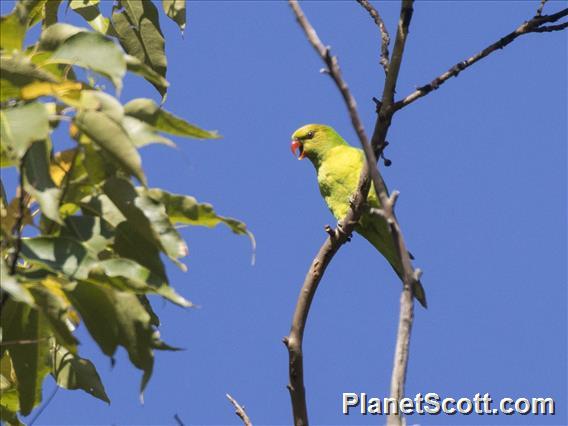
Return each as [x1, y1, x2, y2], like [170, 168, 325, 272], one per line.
[348, 195, 356, 208]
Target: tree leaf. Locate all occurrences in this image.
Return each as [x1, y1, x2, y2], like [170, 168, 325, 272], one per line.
[79, 193, 126, 228]
[162, 0, 186, 33]
[49, 148, 77, 187]
[0, 53, 60, 102]
[104, 177, 187, 264]
[30, 278, 79, 350]
[0, 351, 23, 426]
[1, 300, 51, 416]
[68, 0, 111, 35]
[0, 351, 20, 415]
[75, 105, 146, 185]
[0, 191, 34, 240]
[145, 188, 255, 263]
[113, 220, 168, 282]
[111, 0, 166, 96]
[20, 236, 98, 280]
[124, 98, 220, 139]
[38, 22, 84, 51]
[124, 54, 169, 94]
[0, 12, 26, 52]
[146, 188, 249, 235]
[0, 102, 49, 166]
[17, 0, 49, 29]
[50, 344, 109, 403]
[20, 80, 83, 103]
[79, 90, 124, 122]
[65, 281, 175, 395]
[61, 215, 114, 255]
[122, 116, 174, 148]
[23, 139, 63, 224]
[1, 259, 35, 306]
[49, 30, 126, 93]
[94, 258, 192, 307]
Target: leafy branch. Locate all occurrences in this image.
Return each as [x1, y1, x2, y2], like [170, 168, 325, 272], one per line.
[0, 1, 252, 424]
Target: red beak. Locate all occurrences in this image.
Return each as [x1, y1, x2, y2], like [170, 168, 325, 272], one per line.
[291, 139, 305, 160]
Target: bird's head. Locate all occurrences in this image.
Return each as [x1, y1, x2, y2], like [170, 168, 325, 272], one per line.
[290, 124, 344, 163]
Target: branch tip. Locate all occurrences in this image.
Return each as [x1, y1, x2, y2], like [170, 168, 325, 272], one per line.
[226, 394, 252, 426]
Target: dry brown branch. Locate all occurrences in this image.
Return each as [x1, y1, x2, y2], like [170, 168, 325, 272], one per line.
[393, 7, 568, 111]
[286, 1, 419, 426]
[226, 394, 252, 426]
[356, 0, 390, 74]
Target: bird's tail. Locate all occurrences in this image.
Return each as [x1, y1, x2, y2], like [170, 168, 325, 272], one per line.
[357, 222, 428, 308]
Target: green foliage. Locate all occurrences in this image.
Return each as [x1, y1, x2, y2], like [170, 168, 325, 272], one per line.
[0, 0, 248, 422]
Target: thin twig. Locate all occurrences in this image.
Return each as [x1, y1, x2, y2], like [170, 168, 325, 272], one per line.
[9, 161, 27, 275]
[356, 0, 390, 74]
[0, 337, 52, 346]
[536, 0, 548, 16]
[28, 384, 59, 426]
[393, 7, 568, 111]
[173, 413, 184, 426]
[226, 394, 252, 426]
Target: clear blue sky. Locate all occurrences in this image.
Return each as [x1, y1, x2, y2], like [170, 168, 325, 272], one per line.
[2, 1, 566, 425]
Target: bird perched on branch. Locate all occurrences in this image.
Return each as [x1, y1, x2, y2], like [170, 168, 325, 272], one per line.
[290, 124, 427, 308]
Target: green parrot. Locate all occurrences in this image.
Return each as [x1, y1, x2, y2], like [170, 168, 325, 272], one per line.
[290, 124, 427, 308]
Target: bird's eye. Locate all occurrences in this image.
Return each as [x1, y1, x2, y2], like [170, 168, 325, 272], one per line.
[307, 131, 314, 139]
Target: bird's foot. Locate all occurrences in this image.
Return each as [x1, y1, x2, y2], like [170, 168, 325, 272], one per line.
[348, 195, 356, 208]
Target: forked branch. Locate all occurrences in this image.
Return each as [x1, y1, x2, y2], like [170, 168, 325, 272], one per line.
[393, 7, 568, 111]
[356, 0, 391, 74]
[286, 1, 419, 425]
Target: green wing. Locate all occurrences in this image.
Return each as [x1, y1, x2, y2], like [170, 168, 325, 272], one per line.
[316, 145, 428, 308]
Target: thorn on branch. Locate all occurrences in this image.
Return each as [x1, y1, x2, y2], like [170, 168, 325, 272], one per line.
[324, 225, 335, 237]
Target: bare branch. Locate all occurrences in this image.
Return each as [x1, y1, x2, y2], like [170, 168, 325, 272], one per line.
[394, 7, 568, 111]
[356, 0, 391, 74]
[226, 394, 252, 426]
[286, 2, 420, 426]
